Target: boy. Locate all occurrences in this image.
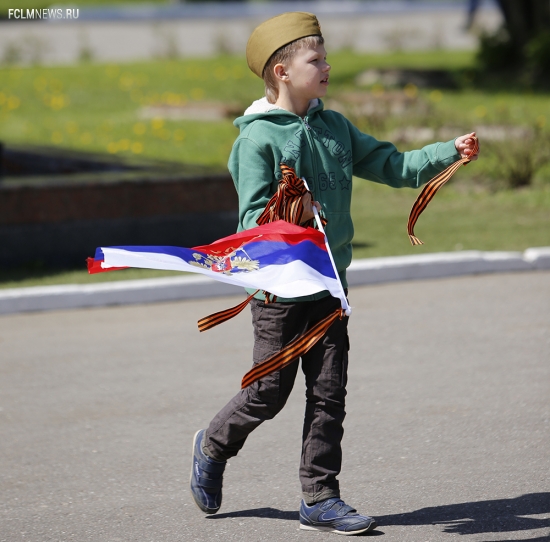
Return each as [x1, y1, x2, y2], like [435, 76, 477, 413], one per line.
[190, 12, 478, 536]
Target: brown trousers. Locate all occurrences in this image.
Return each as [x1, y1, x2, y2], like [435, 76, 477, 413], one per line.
[204, 293, 349, 504]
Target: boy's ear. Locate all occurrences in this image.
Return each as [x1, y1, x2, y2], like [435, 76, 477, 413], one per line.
[273, 63, 289, 81]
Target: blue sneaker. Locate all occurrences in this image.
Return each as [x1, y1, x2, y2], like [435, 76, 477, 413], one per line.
[299, 498, 377, 535]
[189, 429, 226, 514]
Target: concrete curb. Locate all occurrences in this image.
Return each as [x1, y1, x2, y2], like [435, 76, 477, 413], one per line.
[1, 247, 549, 315]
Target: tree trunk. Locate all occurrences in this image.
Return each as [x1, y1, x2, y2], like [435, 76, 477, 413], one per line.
[497, 0, 550, 49]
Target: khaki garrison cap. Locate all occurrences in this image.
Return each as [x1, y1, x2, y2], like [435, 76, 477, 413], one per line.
[246, 12, 323, 78]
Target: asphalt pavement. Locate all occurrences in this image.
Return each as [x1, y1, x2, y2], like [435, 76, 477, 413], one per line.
[1, 271, 549, 541]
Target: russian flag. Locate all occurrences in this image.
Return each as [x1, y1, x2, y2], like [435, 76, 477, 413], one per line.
[88, 221, 347, 306]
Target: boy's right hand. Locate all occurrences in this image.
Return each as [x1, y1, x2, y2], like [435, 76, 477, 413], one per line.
[300, 192, 321, 224]
[455, 132, 479, 161]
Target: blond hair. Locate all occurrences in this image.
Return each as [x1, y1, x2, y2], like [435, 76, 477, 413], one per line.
[262, 35, 325, 104]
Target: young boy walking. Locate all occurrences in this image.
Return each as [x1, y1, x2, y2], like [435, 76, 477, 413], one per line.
[190, 12, 478, 535]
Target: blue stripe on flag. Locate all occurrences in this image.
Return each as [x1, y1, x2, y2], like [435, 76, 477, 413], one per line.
[244, 241, 335, 278]
[104, 240, 335, 279]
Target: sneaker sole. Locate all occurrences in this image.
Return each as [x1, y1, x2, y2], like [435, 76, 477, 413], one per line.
[189, 429, 220, 515]
[299, 520, 377, 536]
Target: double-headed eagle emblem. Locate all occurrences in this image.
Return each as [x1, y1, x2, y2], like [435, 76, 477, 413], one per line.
[189, 245, 260, 275]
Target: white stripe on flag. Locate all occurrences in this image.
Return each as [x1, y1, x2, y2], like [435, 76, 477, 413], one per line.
[100, 248, 342, 300]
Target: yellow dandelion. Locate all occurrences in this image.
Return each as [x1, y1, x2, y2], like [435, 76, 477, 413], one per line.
[131, 142, 143, 154]
[429, 90, 443, 102]
[191, 87, 204, 101]
[232, 66, 245, 79]
[65, 121, 78, 134]
[474, 105, 487, 118]
[187, 66, 203, 80]
[146, 92, 160, 105]
[167, 92, 180, 106]
[33, 76, 48, 92]
[119, 73, 134, 90]
[151, 117, 164, 130]
[51, 131, 63, 144]
[105, 64, 120, 78]
[80, 132, 93, 144]
[214, 66, 229, 81]
[130, 89, 143, 103]
[536, 115, 546, 128]
[7, 96, 21, 110]
[50, 79, 63, 93]
[403, 83, 418, 99]
[371, 84, 384, 98]
[107, 141, 118, 154]
[174, 129, 186, 141]
[0, 92, 6, 105]
[50, 94, 68, 110]
[133, 122, 146, 136]
[118, 139, 130, 151]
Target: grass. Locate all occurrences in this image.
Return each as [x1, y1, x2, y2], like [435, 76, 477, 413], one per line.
[0, 57, 262, 168]
[1, 50, 549, 288]
[0, 50, 481, 169]
[0, 267, 184, 289]
[350, 180, 550, 258]
[2, 181, 548, 290]
[1, 51, 549, 169]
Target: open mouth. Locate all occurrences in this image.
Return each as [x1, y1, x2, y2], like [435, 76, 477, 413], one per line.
[321, 77, 329, 84]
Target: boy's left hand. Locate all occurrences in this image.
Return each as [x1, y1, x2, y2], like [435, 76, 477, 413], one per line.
[300, 192, 321, 224]
[455, 132, 479, 161]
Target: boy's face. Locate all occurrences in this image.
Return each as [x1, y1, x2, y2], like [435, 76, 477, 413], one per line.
[284, 43, 331, 102]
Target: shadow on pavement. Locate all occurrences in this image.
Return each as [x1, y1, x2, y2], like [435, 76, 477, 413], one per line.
[376, 493, 550, 538]
[205, 494, 549, 539]
[206, 507, 298, 521]
[206, 507, 385, 536]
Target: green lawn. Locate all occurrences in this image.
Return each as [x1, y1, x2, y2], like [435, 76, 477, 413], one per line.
[2, 180, 548, 290]
[1, 50, 549, 288]
[0, 267, 184, 289]
[2, 51, 549, 170]
[0, 56, 261, 168]
[350, 180, 550, 258]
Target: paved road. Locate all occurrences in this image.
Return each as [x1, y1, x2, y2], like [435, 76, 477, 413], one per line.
[1, 272, 549, 542]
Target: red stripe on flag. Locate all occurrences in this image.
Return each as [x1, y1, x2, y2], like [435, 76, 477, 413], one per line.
[86, 257, 128, 274]
[192, 221, 327, 255]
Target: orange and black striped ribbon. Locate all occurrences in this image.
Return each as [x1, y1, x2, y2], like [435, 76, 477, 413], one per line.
[241, 308, 344, 389]
[407, 136, 479, 246]
[198, 163, 327, 333]
[197, 290, 259, 332]
[257, 163, 327, 229]
[197, 163, 335, 387]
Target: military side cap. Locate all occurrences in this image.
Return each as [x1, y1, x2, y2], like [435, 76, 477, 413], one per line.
[246, 12, 322, 78]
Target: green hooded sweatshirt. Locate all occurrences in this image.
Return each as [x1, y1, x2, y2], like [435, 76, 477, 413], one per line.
[228, 97, 460, 302]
